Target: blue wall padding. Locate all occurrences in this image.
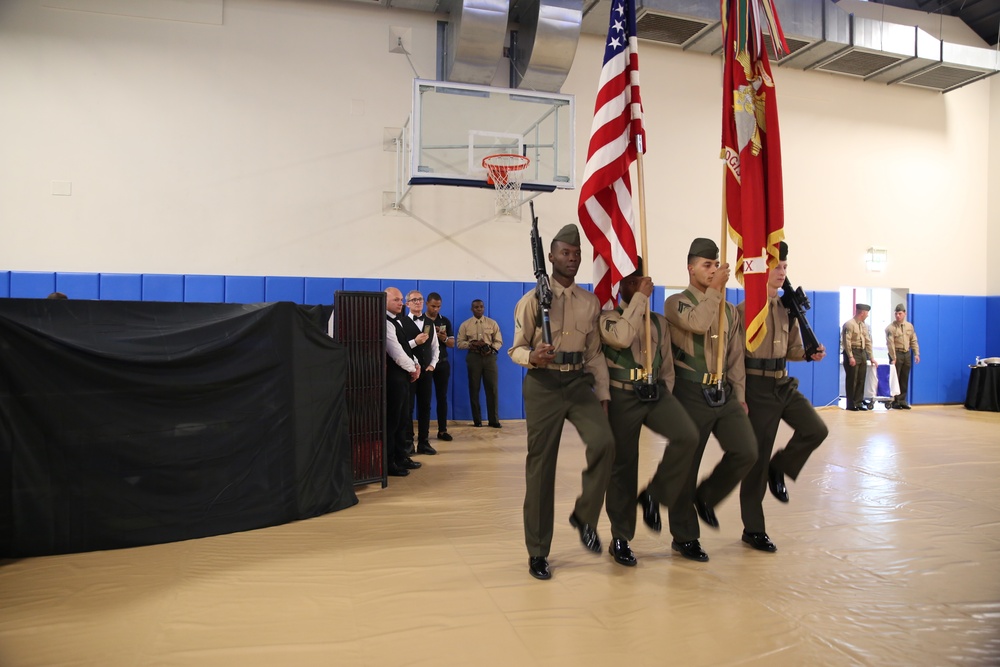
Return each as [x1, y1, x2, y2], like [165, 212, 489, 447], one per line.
[936, 296, 967, 403]
[910, 294, 939, 404]
[184, 275, 225, 303]
[264, 277, 305, 304]
[225, 276, 265, 304]
[959, 297, 986, 401]
[56, 272, 100, 300]
[988, 297, 1000, 356]
[810, 291, 841, 407]
[491, 281, 530, 420]
[342, 278, 381, 293]
[304, 277, 342, 306]
[10, 271, 55, 298]
[99, 273, 142, 301]
[142, 274, 184, 302]
[0, 272, 8, 297]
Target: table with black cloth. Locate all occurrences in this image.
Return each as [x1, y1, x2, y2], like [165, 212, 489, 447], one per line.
[965, 365, 1000, 412]
[0, 298, 357, 558]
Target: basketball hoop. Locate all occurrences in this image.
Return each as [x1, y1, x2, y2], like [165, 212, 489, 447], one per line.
[482, 154, 530, 216]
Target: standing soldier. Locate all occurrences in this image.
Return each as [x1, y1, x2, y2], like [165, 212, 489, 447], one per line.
[885, 304, 919, 410]
[663, 238, 757, 562]
[456, 299, 503, 428]
[600, 258, 699, 567]
[508, 223, 615, 580]
[841, 303, 876, 411]
[738, 242, 829, 553]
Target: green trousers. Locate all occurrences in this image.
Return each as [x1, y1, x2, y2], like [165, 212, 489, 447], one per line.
[522, 369, 615, 558]
[606, 385, 699, 541]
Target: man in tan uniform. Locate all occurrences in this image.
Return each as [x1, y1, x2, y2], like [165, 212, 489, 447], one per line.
[663, 238, 757, 562]
[600, 258, 699, 567]
[508, 223, 615, 580]
[885, 303, 919, 410]
[739, 242, 829, 552]
[456, 299, 504, 427]
[841, 304, 876, 411]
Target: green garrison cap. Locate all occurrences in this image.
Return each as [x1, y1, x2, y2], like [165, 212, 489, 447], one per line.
[778, 241, 788, 261]
[689, 238, 719, 260]
[895, 303, 906, 313]
[623, 256, 643, 279]
[553, 223, 581, 246]
[856, 303, 871, 312]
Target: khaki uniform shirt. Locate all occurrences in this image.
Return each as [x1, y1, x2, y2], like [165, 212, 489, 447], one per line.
[664, 284, 746, 403]
[599, 291, 675, 392]
[885, 321, 919, 361]
[738, 295, 806, 362]
[841, 317, 872, 360]
[456, 315, 503, 353]
[509, 281, 610, 402]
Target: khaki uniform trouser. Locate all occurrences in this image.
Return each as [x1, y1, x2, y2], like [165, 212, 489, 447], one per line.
[606, 385, 699, 541]
[522, 369, 615, 558]
[740, 375, 829, 533]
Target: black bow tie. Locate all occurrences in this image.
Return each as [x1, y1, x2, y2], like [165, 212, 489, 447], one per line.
[412, 315, 423, 321]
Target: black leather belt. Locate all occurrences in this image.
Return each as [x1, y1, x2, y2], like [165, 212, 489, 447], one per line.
[551, 351, 583, 365]
[745, 357, 786, 371]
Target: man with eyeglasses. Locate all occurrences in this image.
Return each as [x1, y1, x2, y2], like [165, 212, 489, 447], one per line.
[401, 291, 439, 455]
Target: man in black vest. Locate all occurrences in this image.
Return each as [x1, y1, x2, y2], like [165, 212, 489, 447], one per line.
[385, 287, 422, 477]
[401, 290, 439, 455]
[424, 292, 455, 442]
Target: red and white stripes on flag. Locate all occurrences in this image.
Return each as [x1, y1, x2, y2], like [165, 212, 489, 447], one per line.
[578, 0, 645, 310]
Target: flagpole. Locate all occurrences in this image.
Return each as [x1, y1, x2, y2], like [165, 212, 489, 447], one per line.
[636, 140, 653, 377]
[717, 163, 728, 380]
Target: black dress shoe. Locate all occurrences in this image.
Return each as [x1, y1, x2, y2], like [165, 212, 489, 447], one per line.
[528, 557, 551, 580]
[637, 490, 661, 532]
[846, 405, 859, 411]
[900, 403, 911, 410]
[695, 499, 719, 529]
[416, 442, 437, 455]
[609, 538, 637, 567]
[742, 531, 777, 552]
[488, 422, 502, 429]
[568, 513, 602, 553]
[387, 464, 409, 477]
[768, 466, 789, 503]
[437, 432, 453, 441]
[671, 540, 709, 562]
[401, 457, 422, 470]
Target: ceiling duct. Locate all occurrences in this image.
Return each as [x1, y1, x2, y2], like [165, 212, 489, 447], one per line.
[795, 12, 917, 78]
[510, 0, 584, 92]
[444, 0, 511, 85]
[894, 40, 1000, 92]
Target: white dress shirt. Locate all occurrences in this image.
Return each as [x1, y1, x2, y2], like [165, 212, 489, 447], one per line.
[386, 311, 416, 373]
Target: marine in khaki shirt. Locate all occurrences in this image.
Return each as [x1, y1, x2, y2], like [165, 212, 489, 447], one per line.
[885, 303, 920, 409]
[507, 223, 614, 581]
[737, 242, 828, 554]
[658, 238, 757, 563]
[841, 304, 875, 411]
[599, 258, 698, 567]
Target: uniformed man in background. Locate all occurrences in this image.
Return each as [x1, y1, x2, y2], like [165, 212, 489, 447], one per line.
[509, 223, 615, 581]
[662, 238, 757, 562]
[739, 242, 829, 553]
[600, 258, 699, 567]
[841, 303, 876, 411]
[885, 304, 919, 410]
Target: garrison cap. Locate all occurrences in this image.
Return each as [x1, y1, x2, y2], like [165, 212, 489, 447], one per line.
[895, 303, 906, 313]
[624, 256, 643, 278]
[688, 238, 719, 260]
[552, 224, 581, 246]
[778, 241, 788, 261]
[856, 303, 871, 312]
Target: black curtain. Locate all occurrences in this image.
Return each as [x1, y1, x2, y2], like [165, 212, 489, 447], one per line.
[0, 299, 356, 557]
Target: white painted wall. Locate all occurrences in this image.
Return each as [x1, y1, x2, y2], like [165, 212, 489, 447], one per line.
[1, 0, 996, 294]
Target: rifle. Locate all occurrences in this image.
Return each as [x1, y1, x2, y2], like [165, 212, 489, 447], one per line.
[780, 278, 821, 360]
[529, 202, 553, 345]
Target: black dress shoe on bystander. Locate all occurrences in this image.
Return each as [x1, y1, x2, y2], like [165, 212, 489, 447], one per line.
[416, 441, 437, 455]
[846, 405, 859, 411]
[609, 538, 637, 567]
[900, 403, 912, 410]
[472, 421, 482, 427]
[742, 531, 777, 552]
[568, 513, 602, 553]
[528, 557, 551, 580]
[388, 464, 409, 477]
[488, 422, 502, 429]
[671, 540, 709, 562]
[437, 432, 453, 441]
[401, 457, 422, 470]
[768, 466, 789, 503]
[695, 499, 719, 529]
[637, 490, 661, 532]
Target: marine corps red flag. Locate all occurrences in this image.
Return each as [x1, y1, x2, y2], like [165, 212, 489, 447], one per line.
[721, 0, 787, 352]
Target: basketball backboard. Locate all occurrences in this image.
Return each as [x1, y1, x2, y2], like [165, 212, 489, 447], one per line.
[409, 79, 575, 192]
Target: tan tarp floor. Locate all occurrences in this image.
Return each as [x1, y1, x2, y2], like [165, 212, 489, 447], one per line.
[1, 405, 998, 666]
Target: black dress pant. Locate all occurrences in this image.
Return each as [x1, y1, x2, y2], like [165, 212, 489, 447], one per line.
[386, 365, 411, 467]
[432, 359, 450, 433]
[408, 369, 433, 443]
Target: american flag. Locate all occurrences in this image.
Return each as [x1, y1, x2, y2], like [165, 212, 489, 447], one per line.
[578, 0, 645, 310]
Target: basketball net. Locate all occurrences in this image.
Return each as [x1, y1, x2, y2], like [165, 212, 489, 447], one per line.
[483, 154, 530, 216]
